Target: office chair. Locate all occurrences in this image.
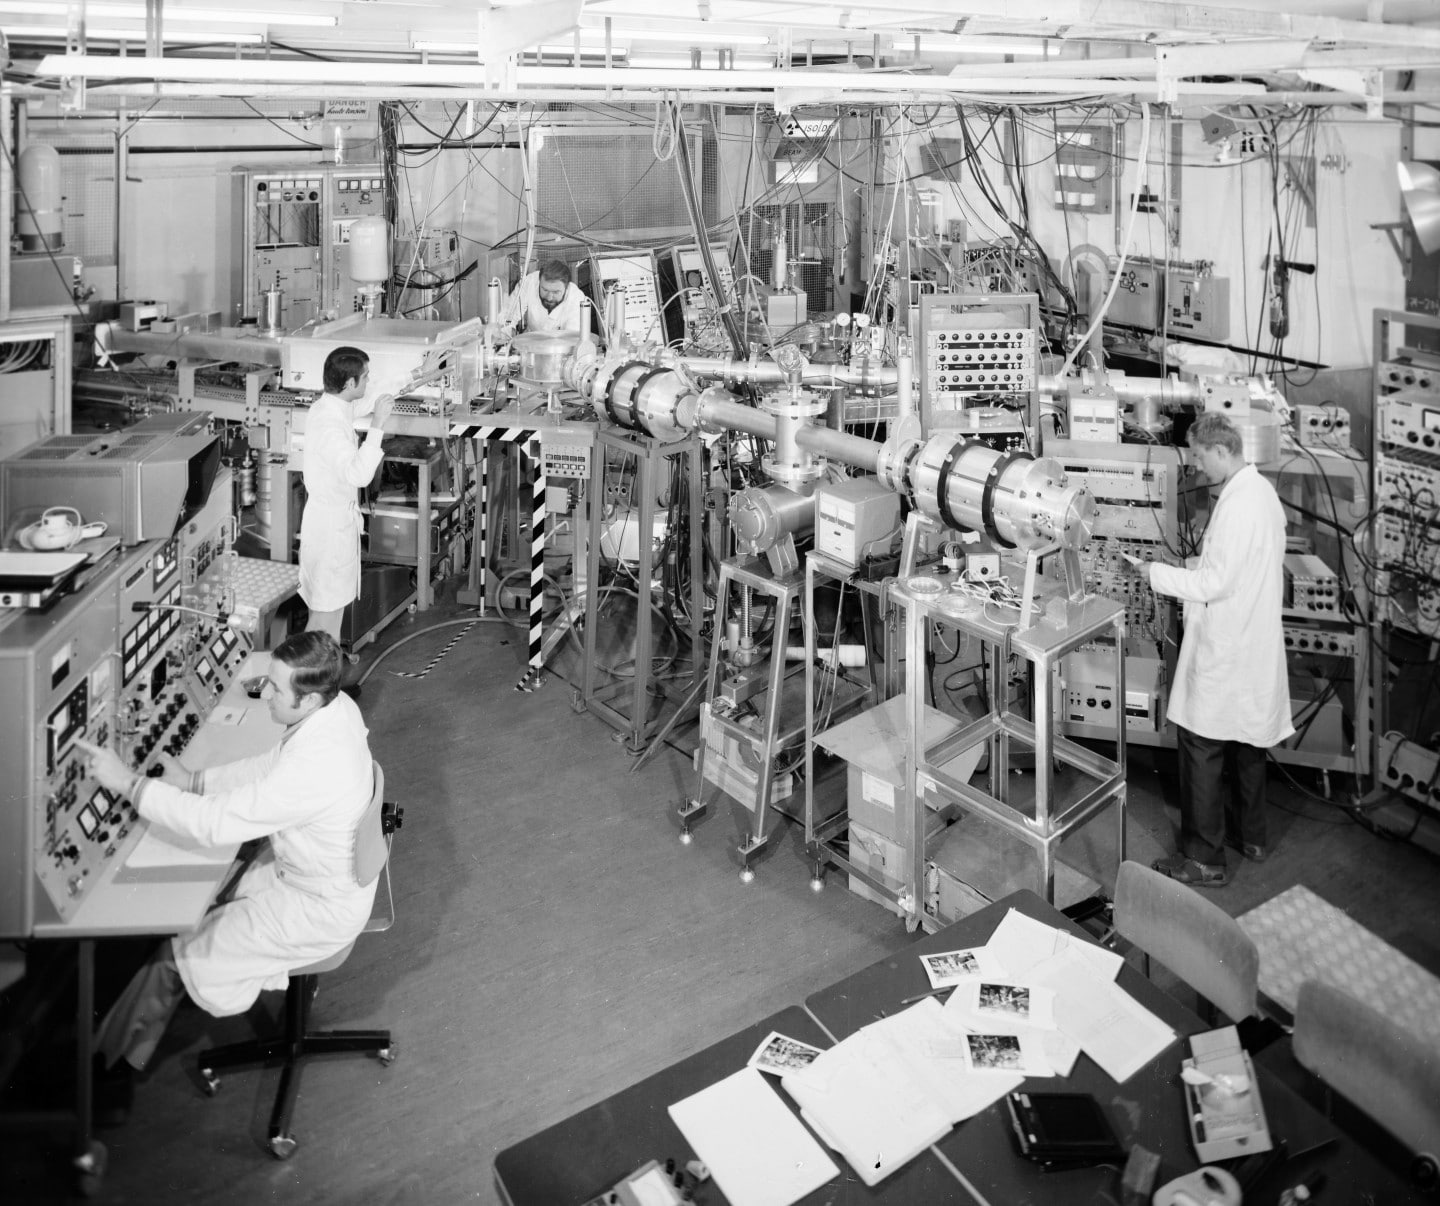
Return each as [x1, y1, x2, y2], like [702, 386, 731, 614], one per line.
[197, 761, 402, 1160]
[1112, 859, 1258, 1024]
[1293, 979, 1440, 1191]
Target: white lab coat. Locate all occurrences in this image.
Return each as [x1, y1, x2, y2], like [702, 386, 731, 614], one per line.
[299, 392, 385, 612]
[500, 272, 582, 333]
[136, 695, 378, 1017]
[1149, 463, 1294, 747]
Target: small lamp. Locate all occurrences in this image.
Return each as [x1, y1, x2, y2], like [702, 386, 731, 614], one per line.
[1399, 161, 1440, 256]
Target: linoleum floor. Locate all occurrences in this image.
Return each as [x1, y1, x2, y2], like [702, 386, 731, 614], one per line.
[3, 598, 1438, 1206]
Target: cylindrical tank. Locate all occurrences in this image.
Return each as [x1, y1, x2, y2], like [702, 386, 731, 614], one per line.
[908, 434, 1094, 552]
[515, 331, 580, 385]
[730, 484, 814, 555]
[17, 144, 63, 251]
[347, 216, 390, 286]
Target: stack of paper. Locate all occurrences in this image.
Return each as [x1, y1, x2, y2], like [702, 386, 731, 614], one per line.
[781, 998, 1022, 1186]
[668, 1067, 839, 1206]
[971, 909, 1177, 1083]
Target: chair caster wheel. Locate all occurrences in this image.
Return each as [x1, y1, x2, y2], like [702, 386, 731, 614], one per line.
[377, 1043, 397, 1066]
[739, 866, 755, 885]
[269, 1134, 298, 1161]
[200, 1069, 220, 1096]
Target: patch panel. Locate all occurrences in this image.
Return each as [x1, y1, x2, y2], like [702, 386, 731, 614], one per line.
[1376, 512, 1440, 582]
[1283, 553, 1341, 618]
[1376, 448, 1440, 512]
[1283, 621, 1358, 657]
[1295, 404, 1351, 450]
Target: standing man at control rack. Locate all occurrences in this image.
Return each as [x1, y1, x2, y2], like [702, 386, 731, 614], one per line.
[76, 631, 378, 1084]
[300, 346, 394, 641]
[500, 259, 582, 335]
[1133, 412, 1293, 887]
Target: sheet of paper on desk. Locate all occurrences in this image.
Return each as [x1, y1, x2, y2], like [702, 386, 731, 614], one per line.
[782, 1025, 955, 1187]
[984, 908, 1062, 979]
[668, 1067, 838, 1206]
[123, 824, 234, 869]
[867, 1000, 1024, 1121]
[1034, 962, 1176, 1083]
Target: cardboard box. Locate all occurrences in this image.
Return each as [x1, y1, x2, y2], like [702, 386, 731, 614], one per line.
[848, 817, 947, 917]
[816, 696, 985, 843]
[697, 704, 793, 813]
[925, 810, 1101, 923]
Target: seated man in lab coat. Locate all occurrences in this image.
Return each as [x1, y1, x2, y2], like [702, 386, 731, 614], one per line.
[1133, 413, 1293, 887]
[499, 258, 582, 335]
[77, 631, 378, 1101]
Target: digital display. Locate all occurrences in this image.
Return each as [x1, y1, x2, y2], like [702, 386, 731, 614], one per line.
[77, 804, 99, 837]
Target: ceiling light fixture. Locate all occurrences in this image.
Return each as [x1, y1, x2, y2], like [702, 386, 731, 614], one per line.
[0, 1, 336, 25]
[909, 37, 1055, 57]
[4, 23, 263, 43]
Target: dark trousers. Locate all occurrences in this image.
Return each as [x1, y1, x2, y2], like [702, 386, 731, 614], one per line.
[1175, 725, 1269, 866]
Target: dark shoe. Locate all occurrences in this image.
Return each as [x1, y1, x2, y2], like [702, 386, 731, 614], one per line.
[92, 1056, 134, 1128]
[1241, 843, 1269, 863]
[1152, 852, 1230, 888]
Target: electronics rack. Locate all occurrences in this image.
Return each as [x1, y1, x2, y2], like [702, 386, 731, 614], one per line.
[240, 165, 390, 329]
[1370, 309, 1440, 813]
[666, 245, 736, 354]
[915, 291, 1039, 440]
[0, 465, 251, 938]
[1043, 439, 1180, 742]
[586, 252, 664, 347]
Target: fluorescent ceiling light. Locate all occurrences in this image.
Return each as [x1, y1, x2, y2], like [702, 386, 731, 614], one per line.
[4, 23, 263, 43]
[909, 37, 1055, 56]
[578, 25, 771, 45]
[0, 1, 336, 25]
[628, 52, 774, 67]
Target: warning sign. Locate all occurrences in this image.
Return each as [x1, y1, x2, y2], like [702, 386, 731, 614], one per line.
[781, 116, 835, 139]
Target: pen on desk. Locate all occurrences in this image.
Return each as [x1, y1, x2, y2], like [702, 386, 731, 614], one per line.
[899, 986, 954, 1006]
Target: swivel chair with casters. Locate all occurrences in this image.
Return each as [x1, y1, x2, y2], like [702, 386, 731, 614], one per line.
[1293, 978, 1440, 1193]
[1112, 859, 1259, 1025]
[196, 761, 402, 1160]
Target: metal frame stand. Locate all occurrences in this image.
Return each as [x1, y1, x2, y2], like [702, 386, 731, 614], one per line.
[580, 428, 704, 753]
[893, 573, 1128, 930]
[679, 558, 805, 882]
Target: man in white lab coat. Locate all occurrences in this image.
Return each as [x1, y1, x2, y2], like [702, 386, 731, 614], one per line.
[499, 259, 582, 335]
[300, 346, 394, 641]
[1135, 413, 1293, 887]
[79, 631, 378, 1083]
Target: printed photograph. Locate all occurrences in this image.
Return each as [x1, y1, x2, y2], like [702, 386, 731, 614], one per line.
[921, 947, 995, 988]
[747, 1031, 824, 1075]
[966, 1033, 1024, 1071]
[977, 982, 1031, 1018]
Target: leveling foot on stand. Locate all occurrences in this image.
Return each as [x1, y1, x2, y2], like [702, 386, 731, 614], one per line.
[739, 865, 755, 884]
[677, 797, 704, 845]
[514, 668, 544, 692]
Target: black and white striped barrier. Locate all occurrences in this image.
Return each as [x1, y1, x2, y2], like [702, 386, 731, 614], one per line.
[451, 423, 547, 691]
